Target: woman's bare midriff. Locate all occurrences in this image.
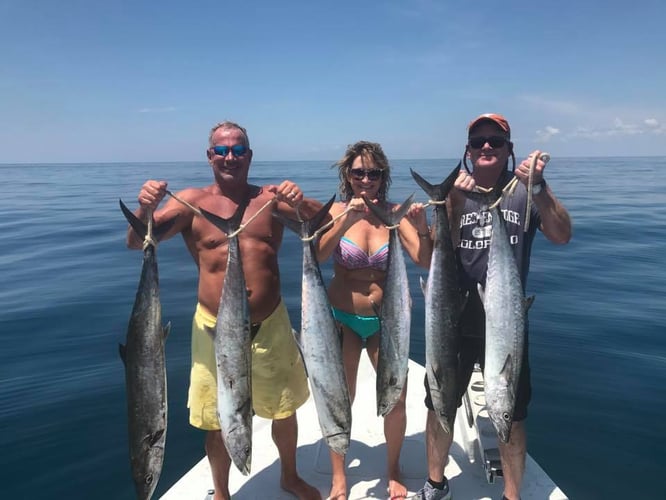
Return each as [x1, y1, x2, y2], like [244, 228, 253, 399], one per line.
[328, 264, 386, 316]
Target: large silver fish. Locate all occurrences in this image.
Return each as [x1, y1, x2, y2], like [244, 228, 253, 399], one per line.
[200, 201, 252, 475]
[278, 196, 352, 456]
[363, 195, 413, 417]
[119, 200, 173, 500]
[480, 199, 530, 443]
[411, 164, 463, 434]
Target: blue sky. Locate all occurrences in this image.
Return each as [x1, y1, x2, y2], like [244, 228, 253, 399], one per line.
[1, 0, 665, 163]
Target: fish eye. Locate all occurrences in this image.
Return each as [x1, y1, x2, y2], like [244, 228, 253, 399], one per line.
[144, 473, 154, 485]
[502, 412, 511, 421]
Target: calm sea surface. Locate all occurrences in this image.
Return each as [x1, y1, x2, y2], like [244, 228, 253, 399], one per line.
[0, 158, 664, 499]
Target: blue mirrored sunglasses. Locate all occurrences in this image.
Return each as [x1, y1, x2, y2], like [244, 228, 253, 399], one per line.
[211, 144, 248, 157]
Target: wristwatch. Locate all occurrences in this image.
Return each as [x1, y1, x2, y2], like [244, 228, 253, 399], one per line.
[532, 179, 546, 196]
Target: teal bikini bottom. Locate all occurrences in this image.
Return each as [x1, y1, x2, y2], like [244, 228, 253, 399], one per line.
[331, 307, 380, 340]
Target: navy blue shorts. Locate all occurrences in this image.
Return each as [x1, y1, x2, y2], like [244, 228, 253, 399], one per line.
[423, 288, 532, 422]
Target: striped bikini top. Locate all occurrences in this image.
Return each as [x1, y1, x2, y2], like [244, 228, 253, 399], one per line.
[333, 236, 389, 272]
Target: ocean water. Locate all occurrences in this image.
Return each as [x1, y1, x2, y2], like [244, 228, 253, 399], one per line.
[0, 158, 664, 499]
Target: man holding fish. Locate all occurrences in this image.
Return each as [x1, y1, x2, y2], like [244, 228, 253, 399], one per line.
[126, 121, 323, 500]
[418, 114, 571, 500]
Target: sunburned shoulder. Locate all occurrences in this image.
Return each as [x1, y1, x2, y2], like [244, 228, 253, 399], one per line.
[172, 185, 215, 203]
[330, 201, 349, 215]
[253, 184, 275, 202]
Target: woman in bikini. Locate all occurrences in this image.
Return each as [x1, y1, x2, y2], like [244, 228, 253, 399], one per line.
[316, 141, 433, 499]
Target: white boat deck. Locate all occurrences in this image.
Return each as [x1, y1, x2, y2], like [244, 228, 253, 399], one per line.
[161, 356, 567, 499]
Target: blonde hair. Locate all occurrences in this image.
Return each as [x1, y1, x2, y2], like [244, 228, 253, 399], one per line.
[208, 121, 250, 148]
[334, 141, 392, 201]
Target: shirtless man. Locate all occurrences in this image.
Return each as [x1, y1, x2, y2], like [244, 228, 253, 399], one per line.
[126, 121, 322, 500]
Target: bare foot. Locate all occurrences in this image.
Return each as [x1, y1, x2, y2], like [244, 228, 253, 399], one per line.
[281, 475, 322, 500]
[388, 475, 408, 499]
[328, 475, 347, 500]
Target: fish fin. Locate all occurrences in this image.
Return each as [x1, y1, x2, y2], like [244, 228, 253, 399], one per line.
[200, 197, 250, 236]
[120, 198, 176, 245]
[461, 289, 470, 312]
[153, 216, 178, 242]
[410, 162, 461, 201]
[291, 329, 308, 378]
[426, 364, 442, 391]
[307, 195, 336, 236]
[524, 295, 536, 312]
[118, 343, 126, 366]
[163, 321, 171, 340]
[410, 169, 437, 199]
[499, 354, 513, 384]
[362, 193, 415, 227]
[476, 283, 486, 305]
[392, 194, 415, 223]
[144, 429, 165, 447]
[273, 211, 301, 236]
[273, 194, 336, 239]
[419, 276, 428, 297]
[368, 300, 383, 339]
[119, 199, 147, 241]
[200, 208, 232, 235]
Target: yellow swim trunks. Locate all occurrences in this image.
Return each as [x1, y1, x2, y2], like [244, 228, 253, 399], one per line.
[187, 300, 310, 429]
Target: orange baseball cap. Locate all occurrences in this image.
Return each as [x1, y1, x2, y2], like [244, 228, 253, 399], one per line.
[468, 113, 511, 138]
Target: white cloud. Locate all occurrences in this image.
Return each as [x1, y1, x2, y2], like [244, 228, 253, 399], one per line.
[518, 94, 666, 139]
[643, 118, 665, 134]
[536, 126, 560, 142]
[569, 117, 664, 139]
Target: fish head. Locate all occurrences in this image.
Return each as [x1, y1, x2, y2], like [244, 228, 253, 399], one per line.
[131, 433, 165, 499]
[326, 431, 351, 456]
[485, 383, 514, 443]
[135, 470, 157, 500]
[224, 423, 253, 476]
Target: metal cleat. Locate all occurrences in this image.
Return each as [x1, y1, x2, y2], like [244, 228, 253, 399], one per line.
[463, 364, 504, 484]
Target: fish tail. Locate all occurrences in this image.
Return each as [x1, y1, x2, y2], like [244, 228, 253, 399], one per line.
[119, 199, 148, 241]
[119, 198, 177, 243]
[306, 195, 336, 237]
[419, 275, 428, 296]
[118, 343, 127, 365]
[200, 198, 249, 236]
[274, 194, 336, 239]
[410, 162, 461, 202]
[363, 193, 414, 227]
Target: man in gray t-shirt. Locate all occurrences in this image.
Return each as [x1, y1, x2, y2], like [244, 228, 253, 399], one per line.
[417, 113, 572, 500]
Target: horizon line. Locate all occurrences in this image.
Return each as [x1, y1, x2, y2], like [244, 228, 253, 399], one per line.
[2, 154, 665, 166]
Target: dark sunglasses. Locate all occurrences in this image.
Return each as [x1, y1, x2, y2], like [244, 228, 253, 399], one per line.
[349, 168, 383, 181]
[211, 144, 248, 157]
[468, 136, 509, 149]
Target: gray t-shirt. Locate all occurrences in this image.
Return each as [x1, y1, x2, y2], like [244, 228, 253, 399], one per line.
[456, 171, 541, 292]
